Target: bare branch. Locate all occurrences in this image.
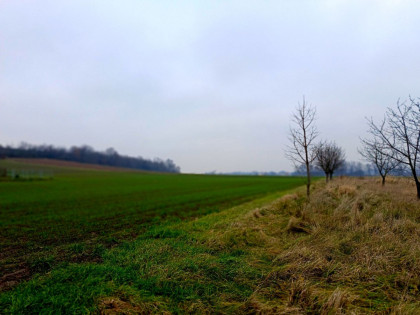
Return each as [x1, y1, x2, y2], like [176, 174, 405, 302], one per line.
[285, 97, 318, 197]
[359, 136, 399, 185]
[315, 141, 345, 182]
[364, 97, 420, 197]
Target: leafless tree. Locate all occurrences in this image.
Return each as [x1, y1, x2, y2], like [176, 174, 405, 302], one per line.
[286, 97, 318, 197]
[366, 97, 420, 198]
[358, 138, 399, 186]
[315, 141, 345, 182]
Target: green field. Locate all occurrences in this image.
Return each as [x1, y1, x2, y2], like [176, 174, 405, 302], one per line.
[2, 160, 418, 313]
[0, 159, 306, 309]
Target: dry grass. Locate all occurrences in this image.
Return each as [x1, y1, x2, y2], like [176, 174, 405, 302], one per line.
[208, 177, 420, 313]
[7, 176, 417, 314]
[92, 177, 420, 313]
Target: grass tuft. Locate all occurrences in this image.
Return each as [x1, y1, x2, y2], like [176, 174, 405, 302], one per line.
[285, 217, 311, 234]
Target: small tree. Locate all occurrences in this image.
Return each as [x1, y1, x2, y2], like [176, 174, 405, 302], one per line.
[367, 97, 420, 199]
[359, 138, 399, 186]
[315, 141, 345, 182]
[286, 97, 318, 197]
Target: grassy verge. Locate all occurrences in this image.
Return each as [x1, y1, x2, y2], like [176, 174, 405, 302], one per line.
[2, 176, 419, 313]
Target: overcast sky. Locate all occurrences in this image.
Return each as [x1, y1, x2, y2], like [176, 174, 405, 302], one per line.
[1, 1, 420, 173]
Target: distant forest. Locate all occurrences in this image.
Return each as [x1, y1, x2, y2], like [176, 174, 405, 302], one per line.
[0, 143, 181, 173]
[209, 161, 407, 177]
[293, 161, 408, 177]
[293, 161, 377, 177]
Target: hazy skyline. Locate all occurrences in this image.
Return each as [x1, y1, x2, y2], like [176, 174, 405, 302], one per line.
[1, 1, 420, 173]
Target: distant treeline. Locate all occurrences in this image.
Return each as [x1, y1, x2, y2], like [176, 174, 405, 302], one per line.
[0, 143, 181, 173]
[292, 161, 407, 177]
[206, 170, 291, 176]
[208, 161, 407, 177]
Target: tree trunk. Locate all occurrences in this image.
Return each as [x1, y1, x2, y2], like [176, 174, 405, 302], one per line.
[409, 166, 420, 200]
[306, 161, 311, 198]
[325, 173, 329, 183]
[381, 175, 386, 186]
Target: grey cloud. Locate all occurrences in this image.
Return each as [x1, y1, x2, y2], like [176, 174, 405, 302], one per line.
[1, 1, 420, 172]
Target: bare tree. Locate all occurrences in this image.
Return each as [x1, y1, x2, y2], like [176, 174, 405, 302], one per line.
[366, 97, 420, 198]
[286, 97, 318, 197]
[358, 138, 399, 186]
[315, 141, 345, 182]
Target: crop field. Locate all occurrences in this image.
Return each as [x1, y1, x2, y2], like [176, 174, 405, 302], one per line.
[1, 160, 419, 313]
[0, 159, 306, 295]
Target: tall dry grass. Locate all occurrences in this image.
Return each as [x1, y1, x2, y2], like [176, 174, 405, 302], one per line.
[213, 177, 420, 313]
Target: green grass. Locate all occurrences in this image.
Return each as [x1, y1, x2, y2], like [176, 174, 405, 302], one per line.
[0, 159, 306, 295]
[2, 162, 418, 313]
[1, 192, 293, 314]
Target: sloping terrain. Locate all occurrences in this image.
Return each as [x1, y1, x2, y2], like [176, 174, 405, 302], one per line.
[1, 158, 150, 173]
[1, 176, 419, 313]
[0, 160, 305, 297]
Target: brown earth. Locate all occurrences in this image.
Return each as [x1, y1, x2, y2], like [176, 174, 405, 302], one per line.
[6, 158, 148, 172]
